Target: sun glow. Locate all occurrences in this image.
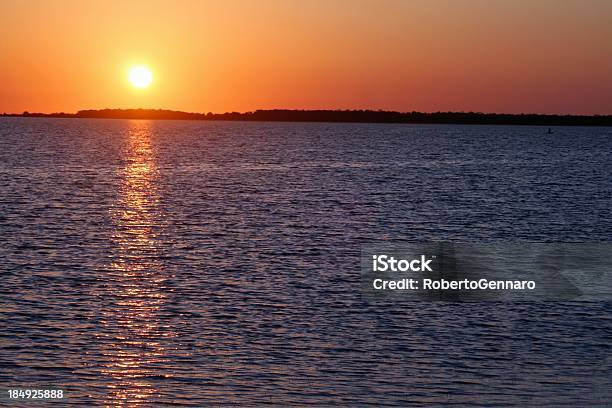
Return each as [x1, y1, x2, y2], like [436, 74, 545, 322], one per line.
[128, 66, 153, 88]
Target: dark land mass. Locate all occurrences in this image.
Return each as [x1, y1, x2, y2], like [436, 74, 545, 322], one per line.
[2, 108, 612, 126]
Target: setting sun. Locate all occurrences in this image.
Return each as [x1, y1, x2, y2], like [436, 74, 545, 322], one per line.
[128, 66, 153, 89]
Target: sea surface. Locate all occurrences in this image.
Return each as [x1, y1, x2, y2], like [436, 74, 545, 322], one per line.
[0, 118, 611, 406]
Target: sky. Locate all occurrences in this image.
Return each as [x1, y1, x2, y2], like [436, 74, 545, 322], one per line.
[1, 0, 611, 115]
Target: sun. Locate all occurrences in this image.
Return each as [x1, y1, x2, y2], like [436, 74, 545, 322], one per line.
[128, 65, 153, 88]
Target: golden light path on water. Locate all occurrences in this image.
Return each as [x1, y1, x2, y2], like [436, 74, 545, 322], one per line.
[99, 120, 173, 406]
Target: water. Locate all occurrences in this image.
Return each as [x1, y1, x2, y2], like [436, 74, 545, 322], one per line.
[0, 118, 610, 406]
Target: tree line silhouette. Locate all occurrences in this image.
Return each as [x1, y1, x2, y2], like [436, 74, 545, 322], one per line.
[4, 109, 611, 126]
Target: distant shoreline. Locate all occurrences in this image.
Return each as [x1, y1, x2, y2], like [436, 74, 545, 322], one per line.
[2, 109, 611, 126]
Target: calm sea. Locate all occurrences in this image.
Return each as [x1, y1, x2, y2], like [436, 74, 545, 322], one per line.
[0, 118, 610, 406]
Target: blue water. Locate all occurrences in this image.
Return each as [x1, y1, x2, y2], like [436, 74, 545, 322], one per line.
[0, 118, 611, 406]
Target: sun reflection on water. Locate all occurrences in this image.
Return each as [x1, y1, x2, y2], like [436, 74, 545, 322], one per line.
[100, 120, 172, 406]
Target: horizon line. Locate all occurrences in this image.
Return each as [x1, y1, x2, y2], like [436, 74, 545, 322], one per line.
[2, 107, 612, 117]
[2, 108, 611, 127]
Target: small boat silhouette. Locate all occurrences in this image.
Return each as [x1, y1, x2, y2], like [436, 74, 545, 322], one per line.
[547, 128, 554, 134]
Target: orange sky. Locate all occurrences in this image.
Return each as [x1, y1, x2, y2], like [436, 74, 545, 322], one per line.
[1, 0, 611, 115]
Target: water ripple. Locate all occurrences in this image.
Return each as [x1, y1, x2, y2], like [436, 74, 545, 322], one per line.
[0, 118, 611, 406]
